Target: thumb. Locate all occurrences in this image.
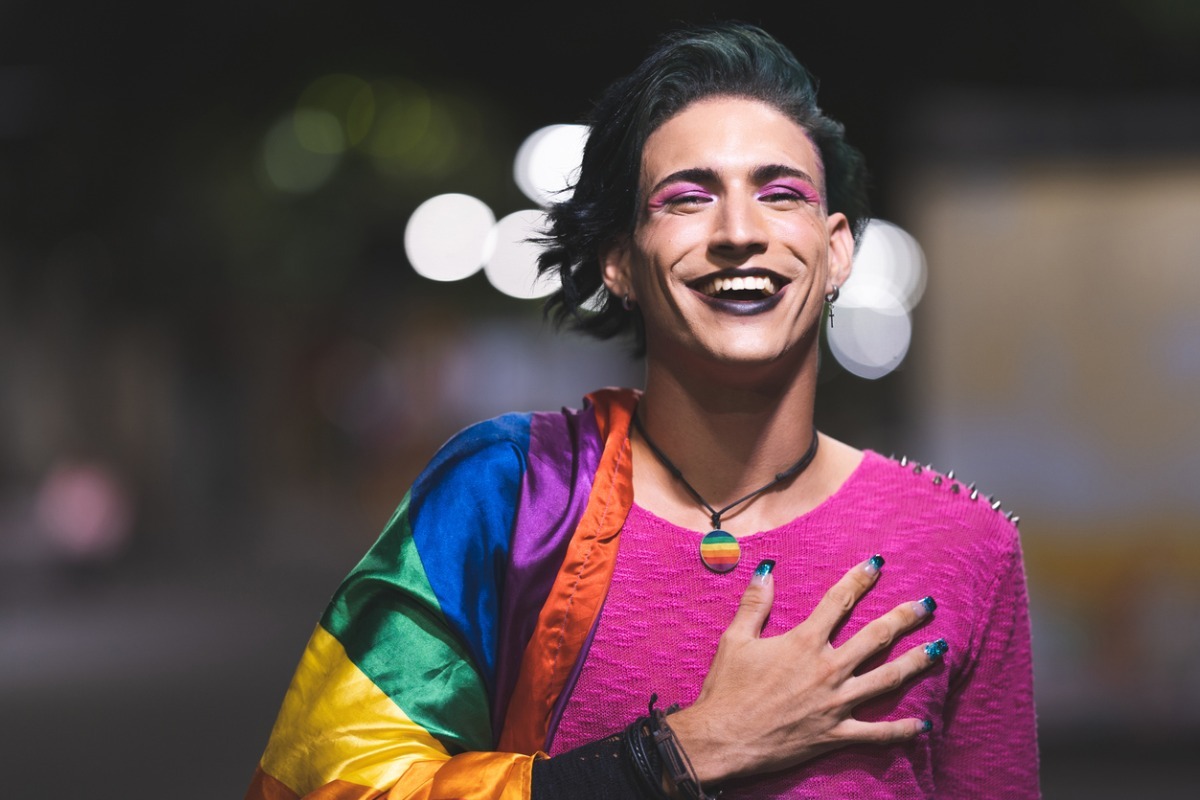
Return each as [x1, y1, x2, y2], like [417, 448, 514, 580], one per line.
[725, 559, 776, 640]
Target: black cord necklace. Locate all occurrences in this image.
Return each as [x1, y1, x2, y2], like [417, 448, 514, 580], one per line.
[631, 413, 820, 573]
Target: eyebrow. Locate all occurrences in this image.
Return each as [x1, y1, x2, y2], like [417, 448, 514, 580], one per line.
[647, 164, 823, 196]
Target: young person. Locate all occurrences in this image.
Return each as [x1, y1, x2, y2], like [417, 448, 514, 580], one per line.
[247, 23, 1038, 799]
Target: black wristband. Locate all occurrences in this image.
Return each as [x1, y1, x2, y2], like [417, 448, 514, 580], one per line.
[623, 713, 672, 799]
[531, 732, 649, 799]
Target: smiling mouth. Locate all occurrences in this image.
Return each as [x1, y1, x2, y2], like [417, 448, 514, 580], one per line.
[692, 270, 786, 301]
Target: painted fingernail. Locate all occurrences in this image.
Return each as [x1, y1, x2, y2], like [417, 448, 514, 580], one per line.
[753, 559, 776, 585]
[925, 638, 949, 660]
[864, 554, 885, 575]
[913, 596, 937, 618]
[920, 719, 933, 733]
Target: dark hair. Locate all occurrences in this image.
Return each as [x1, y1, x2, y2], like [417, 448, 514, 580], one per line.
[537, 22, 870, 354]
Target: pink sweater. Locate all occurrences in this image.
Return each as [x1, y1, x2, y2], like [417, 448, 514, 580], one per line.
[549, 451, 1039, 798]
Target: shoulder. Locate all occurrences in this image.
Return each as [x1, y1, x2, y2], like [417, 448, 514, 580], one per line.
[856, 451, 1024, 563]
[411, 391, 628, 514]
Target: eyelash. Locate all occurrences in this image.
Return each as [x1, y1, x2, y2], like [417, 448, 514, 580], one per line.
[651, 184, 819, 209]
[758, 185, 819, 203]
[660, 191, 713, 206]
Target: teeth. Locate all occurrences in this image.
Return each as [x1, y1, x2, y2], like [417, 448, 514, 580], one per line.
[703, 275, 777, 297]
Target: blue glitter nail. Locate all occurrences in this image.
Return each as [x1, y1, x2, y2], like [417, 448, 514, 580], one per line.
[867, 554, 885, 571]
[921, 719, 933, 733]
[754, 559, 776, 577]
[920, 596, 937, 615]
[925, 638, 949, 660]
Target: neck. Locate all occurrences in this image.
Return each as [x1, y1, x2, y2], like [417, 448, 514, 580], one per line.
[633, 340, 835, 531]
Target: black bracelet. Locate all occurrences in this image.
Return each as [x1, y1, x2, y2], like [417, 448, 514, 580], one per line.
[622, 707, 672, 799]
[646, 695, 719, 800]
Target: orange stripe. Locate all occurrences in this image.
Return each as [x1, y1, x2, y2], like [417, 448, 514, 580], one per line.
[249, 755, 535, 800]
[497, 388, 637, 752]
[246, 767, 386, 800]
[387, 753, 534, 800]
[245, 767, 300, 800]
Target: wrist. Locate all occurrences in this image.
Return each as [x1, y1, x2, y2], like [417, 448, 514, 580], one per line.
[662, 705, 728, 785]
[653, 703, 719, 800]
[622, 695, 722, 800]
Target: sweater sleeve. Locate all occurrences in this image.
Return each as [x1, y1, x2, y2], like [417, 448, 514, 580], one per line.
[935, 528, 1040, 798]
[245, 416, 542, 800]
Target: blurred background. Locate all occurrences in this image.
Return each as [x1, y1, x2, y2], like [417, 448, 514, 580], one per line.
[2, 1, 1198, 796]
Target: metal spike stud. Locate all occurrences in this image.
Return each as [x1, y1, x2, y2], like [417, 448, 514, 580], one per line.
[1012, 515, 1021, 527]
[969, 489, 979, 501]
[913, 465, 923, 475]
[946, 470, 955, 480]
[950, 484, 960, 493]
[932, 475, 943, 486]
[990, 498, 1002, 511]
[900, 456, 909, 467]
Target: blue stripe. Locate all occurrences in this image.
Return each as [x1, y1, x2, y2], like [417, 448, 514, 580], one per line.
[408, 413, 532, 692]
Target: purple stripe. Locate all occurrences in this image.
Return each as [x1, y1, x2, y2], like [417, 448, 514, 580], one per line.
[491, 401, 604, 742]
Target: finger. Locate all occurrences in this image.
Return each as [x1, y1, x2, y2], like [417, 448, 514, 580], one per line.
[724, 559, 777, 640]
[834, 716, 932, 746]
[844, 637, 949, 705]
[800, 554, 885, 637]
[837, 596, 937, 665]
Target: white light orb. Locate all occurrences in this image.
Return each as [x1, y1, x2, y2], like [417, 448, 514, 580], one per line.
[844, 219, 927, 311]
[483, 210, 557, 299]
[513, 124, 588, 206]
[827, 292, 913, 380]
[404, 193, 494, 282]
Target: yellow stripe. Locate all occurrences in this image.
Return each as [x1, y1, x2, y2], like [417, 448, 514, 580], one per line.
[702, 544, 740, 554]
[260, 625, 450, 795]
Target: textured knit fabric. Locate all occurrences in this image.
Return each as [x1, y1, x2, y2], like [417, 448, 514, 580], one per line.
[247, 389, 1038, 800]
[549, 451, 1039, 798]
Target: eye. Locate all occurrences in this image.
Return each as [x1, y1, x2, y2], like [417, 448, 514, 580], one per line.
[758, 182, 821, 205]
[648, 184, 714, 211]
[666, 191, 713, 205]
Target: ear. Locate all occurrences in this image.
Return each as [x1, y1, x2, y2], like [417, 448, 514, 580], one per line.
[825, 212, 855, 293]
[600, 239, 636, 302]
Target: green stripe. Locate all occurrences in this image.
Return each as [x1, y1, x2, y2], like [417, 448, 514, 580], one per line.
[321, 492, 493, 752]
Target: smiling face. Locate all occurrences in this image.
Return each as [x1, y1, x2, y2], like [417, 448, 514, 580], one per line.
[603, 96, 854, 381]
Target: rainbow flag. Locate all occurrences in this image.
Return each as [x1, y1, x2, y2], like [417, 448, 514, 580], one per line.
[247, 390, 637, 799]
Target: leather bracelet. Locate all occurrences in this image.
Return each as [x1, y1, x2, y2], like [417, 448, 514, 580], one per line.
[646, 695, 719, 800]
[622, 711, 671, 799]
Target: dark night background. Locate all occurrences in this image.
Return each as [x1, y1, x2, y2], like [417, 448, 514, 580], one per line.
[3, 1, 1199, 796]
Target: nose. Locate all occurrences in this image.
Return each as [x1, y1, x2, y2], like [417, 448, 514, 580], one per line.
[710, 193, 768, 258]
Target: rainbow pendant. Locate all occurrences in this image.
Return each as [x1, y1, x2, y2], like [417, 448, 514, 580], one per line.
[699, 529, 740, 573]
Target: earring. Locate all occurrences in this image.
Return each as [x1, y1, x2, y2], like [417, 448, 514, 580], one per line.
[825, 286, 840, 328]
[622, 293, 635, 311]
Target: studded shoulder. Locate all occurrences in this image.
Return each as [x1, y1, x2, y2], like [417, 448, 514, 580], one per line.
[890, 454, 1020, 528]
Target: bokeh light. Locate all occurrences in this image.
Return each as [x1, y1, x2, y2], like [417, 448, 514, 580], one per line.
[261, 111, 342, 193]
[292, 108, 344, 155]
[34, 461, 133, 561]
[827, 294, 913, 380]
[513, 124, 588, 206]
[827, 219, 925, 379]
[297, 73, 374, 148]
[404, 193, 494, 281]
[843, 219, 927, 311]
[483, 210, 557, 299]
